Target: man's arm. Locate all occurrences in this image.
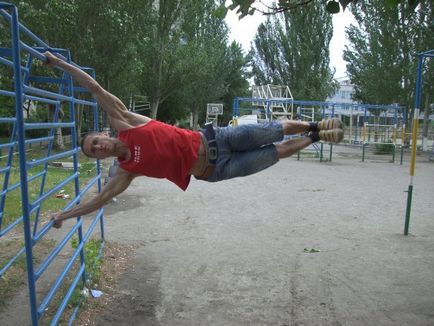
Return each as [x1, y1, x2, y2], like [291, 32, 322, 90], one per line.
[52, 169, 135, 228]
[43, 52, 141, 131]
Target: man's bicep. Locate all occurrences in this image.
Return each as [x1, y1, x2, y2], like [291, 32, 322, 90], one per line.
[96, 89, 128, 120]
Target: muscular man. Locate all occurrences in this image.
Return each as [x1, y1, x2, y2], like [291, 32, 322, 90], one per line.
[44, 52, 343, 228]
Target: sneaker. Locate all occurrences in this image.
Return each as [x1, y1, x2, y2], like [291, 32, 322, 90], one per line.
[318, 118, 343, 130]
[319, 129, 344, 143]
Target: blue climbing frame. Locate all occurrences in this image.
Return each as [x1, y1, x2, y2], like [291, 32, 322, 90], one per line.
[0, 3, 104, 325]
[232, 97, 403, 162]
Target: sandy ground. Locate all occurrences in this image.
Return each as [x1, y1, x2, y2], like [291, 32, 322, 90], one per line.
[92, 146, 434, 326]
[2, 145, 434, 325]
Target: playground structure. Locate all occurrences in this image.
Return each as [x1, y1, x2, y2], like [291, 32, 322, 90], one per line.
[251, 85, 294, 120]
[231, 84, 433, 163]
[0, 3, 104, 325]
[129, 94, 150, 114]
[206, 103, 223, 126]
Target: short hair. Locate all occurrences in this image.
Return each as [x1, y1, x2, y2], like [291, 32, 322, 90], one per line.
[79, 131, 100, 157]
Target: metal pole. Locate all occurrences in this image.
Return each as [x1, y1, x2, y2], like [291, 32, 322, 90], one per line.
[404, 54, 424, 235]
[329, 143, 333, 162]
[10, 5, 39, 325]
[320, 143, 323, 162]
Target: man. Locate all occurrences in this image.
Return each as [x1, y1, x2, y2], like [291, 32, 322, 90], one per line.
[44, 52, 343, 228]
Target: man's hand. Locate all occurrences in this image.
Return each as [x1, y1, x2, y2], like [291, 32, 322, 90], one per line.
[51, 212, 64, 229]
[43, 51, 61, 67]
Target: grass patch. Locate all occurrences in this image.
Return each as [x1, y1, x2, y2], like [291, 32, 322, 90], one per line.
[373, 142, 395, 154]
[0, 147, 97, 231]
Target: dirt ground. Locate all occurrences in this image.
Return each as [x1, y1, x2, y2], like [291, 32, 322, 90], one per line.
[2, 145, 434, 325]
[87, 145, 434, 326]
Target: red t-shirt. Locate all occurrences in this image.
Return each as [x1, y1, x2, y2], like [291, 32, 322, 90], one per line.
[118, 120, 201, 190]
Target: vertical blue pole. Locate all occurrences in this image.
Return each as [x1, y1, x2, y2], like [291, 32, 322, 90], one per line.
[404, 54, 424, 235]
[65, 53, 87, 283]
[89, 69, 104, 241]
[10, 6, 38, 326]
[232, 98, 238, 117]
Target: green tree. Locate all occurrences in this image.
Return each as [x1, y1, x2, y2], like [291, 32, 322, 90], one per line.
[2, 0, 251, 128]
[251, 3, 337, 100]
[219, 41, 251, 124]
[343, 1, 433, 108]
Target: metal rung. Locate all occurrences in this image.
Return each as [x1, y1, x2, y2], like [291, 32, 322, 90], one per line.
[26, 149, 78, 168]
[24, 122, 75, 130]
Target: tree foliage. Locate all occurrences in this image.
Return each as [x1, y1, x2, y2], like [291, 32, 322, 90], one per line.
[343, 1, 434, 108]
[1, 0, 251, 126]
[251, 3, 337, 100]
[218, 0, 422, 19]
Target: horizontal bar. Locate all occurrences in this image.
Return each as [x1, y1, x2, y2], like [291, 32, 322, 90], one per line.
[49, 264, 85, 324]
[0, 201, 43, 237]
[0, 117, 16, 123]
[0, 166, 11, 173]
[19, 41, 47, 61]
[28, 76, 68, 85]
[24, 86, 96, 106]
[73, 86, 90, 93]
[31, 175, 101, 243]
[35, 219, 82, 281]
[24, 122, 75, 129]
[24, 85, 71, 101]
[30, 173, 78, 210]
[26, 135, 55, 144]
[26, 148, 78, 168]
[41, 209, 103, 319]
[0, 170, 46, 199]
[37, 221, 84, 310]
[82, 209, 104, 243]
[0, 215, 23, 237]
[0, 89, 61, 105]
[74, 98, 97, 107]
[36, 208, 103, 285]
[0, 141, 17, 150]
[0, 8, 50, 50]
[0, 246, 25, 277]
[0, 55, 29, 72]
[24, 94, 61, 106]
[0, 47, 13, 56]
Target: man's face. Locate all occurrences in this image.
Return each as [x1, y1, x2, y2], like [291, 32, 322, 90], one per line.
[82, 133, 116, 159]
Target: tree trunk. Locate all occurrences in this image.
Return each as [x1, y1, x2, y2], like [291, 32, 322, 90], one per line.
[55, 108, 65, 150]
[151, 97, 160, 119]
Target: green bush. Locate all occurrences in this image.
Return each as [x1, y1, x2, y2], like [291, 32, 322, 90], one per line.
[374, 142, 395, 154]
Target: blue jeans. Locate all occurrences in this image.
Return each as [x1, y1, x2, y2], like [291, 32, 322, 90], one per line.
[205, 121, 283, 182]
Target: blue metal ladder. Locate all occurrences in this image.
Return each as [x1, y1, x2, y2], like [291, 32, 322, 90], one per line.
[0, 3, 105, 325]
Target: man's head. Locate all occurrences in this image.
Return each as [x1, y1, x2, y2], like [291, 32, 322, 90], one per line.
[80, 132, 117, 159]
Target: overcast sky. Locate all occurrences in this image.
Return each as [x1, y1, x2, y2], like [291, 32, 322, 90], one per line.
[224, 3, 355, 80]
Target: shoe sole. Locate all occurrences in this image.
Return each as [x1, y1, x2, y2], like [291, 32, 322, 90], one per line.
[319, 129, 344, 143]
[318, 118, 343, 130]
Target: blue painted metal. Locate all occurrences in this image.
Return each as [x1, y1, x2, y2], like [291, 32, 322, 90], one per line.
[0, 2, 105, 325]
[232, 97, 404, 118]
[8, 5, 39, 326]
[404, 49, 433, 235]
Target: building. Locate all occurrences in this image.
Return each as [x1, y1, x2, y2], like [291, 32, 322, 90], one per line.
[327, 76, 356, 104]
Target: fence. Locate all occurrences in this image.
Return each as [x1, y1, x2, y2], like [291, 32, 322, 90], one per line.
[0, 3, 104, 325]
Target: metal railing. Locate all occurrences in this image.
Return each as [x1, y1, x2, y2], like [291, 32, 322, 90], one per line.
[0, 3, 104, 325]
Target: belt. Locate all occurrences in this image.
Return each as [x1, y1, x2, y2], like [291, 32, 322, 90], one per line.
[196, 123, 218, 180]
